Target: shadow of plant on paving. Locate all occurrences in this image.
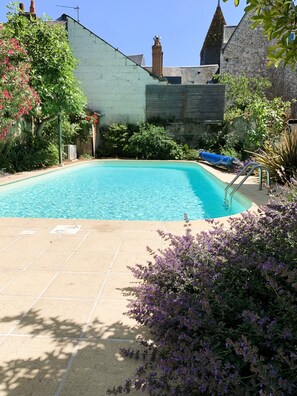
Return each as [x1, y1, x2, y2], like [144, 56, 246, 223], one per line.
[0, 309, 145, 395]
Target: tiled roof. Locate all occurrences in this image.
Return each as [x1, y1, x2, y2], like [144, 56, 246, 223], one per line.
[201, 5, 226, 49]
[127, 54, 145, 66]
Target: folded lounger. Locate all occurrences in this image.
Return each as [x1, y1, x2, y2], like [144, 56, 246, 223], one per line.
[199, 151, 235, 169]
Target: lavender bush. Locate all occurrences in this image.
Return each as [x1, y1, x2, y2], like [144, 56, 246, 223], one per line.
[108, 184, 297, 395]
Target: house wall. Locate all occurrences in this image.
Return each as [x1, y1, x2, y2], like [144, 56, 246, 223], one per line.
[220, 13, 297, 113]
[65, 16, 165, 126]
[220, 14, 269, 77]
[177, 66, 218, 84]
[146, 65, 219, 84]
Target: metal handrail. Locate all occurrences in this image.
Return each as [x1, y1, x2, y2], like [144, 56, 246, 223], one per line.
[225, 162, 271, 208]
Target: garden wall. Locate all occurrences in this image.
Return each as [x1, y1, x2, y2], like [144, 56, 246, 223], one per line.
[146, 84, 225, 147]
[146, 84, 225, 123]
[165, 122, 221, 147]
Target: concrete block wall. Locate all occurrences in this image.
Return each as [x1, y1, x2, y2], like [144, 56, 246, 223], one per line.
[146, 84, 225, 122]
[66, 16, 165, 125]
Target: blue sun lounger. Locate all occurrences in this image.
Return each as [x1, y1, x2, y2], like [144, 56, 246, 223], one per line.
[199, 151, 235, 169]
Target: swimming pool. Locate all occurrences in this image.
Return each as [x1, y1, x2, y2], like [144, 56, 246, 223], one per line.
[0, 161, 252, 221]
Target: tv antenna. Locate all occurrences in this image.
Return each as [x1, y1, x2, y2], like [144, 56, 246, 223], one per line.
[56, 5, 80, 22]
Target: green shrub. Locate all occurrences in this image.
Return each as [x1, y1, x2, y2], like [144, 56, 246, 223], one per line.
[181, 145, 198, 160]
[0, 139, 15, 173]
[42, 115, 89, 145]
[220, 146, 243, 160]
[79, 153, 94, 160]
[218, 74, 291, 155]
[100, 123, 137, 157]
[124, 123, 184, 160]
[1, 137, 59, 172]
[196, 128, 227, 153]
[33, 142, 59, 168]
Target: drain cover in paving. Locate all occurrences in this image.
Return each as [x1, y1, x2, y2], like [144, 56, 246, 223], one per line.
[50, 225, 81, 235]
[20, 230, 37, 235]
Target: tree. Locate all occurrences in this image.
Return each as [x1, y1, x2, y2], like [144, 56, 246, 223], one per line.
[223, 0, 297, 66]
[216, 74, 291, 156]
[3, 10, 87, 135]
[0, 25, 40, 139]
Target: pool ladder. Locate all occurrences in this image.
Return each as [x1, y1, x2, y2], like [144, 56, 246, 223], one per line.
[224, 162, 271, 208]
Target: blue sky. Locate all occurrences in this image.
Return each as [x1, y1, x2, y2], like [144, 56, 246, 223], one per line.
[0, 1, 246, 66]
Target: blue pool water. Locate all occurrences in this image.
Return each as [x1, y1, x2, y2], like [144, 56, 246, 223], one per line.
[0, 161, 251, 221]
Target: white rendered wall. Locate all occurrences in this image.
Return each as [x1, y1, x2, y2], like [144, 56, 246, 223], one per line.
[66, 17, 165, 125]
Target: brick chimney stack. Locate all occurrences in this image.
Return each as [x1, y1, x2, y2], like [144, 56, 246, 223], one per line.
[30, 0, 36, 14]
[152, 36, 163, 77]
[19, 1, 37, 19]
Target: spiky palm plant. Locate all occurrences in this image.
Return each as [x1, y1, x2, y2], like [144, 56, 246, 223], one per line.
[252, 130, 297, 183]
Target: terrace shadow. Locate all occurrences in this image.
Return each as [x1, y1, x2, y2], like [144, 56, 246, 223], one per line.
[0, 309, 146, 395]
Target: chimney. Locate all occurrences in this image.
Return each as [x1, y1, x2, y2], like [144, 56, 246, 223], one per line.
[30, 1, 36, 15]
[152, 36, 163, 77]
[19, 1, 37, 19]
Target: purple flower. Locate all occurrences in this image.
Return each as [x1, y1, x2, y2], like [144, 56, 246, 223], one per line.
[110, 184, 297, 395]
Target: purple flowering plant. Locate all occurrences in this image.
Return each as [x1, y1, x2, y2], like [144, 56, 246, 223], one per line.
[108, 183, 297, 395]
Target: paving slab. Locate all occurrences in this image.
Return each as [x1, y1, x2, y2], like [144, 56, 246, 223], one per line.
[0, 336, 76, 396]
[12, 299, 95, 338]
[86, 298, 141, 340]
[59, 340, 141, 396]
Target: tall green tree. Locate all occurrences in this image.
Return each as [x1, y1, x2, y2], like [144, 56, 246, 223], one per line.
[223, 0, 297, 66]
[3, 9, 87, 135]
